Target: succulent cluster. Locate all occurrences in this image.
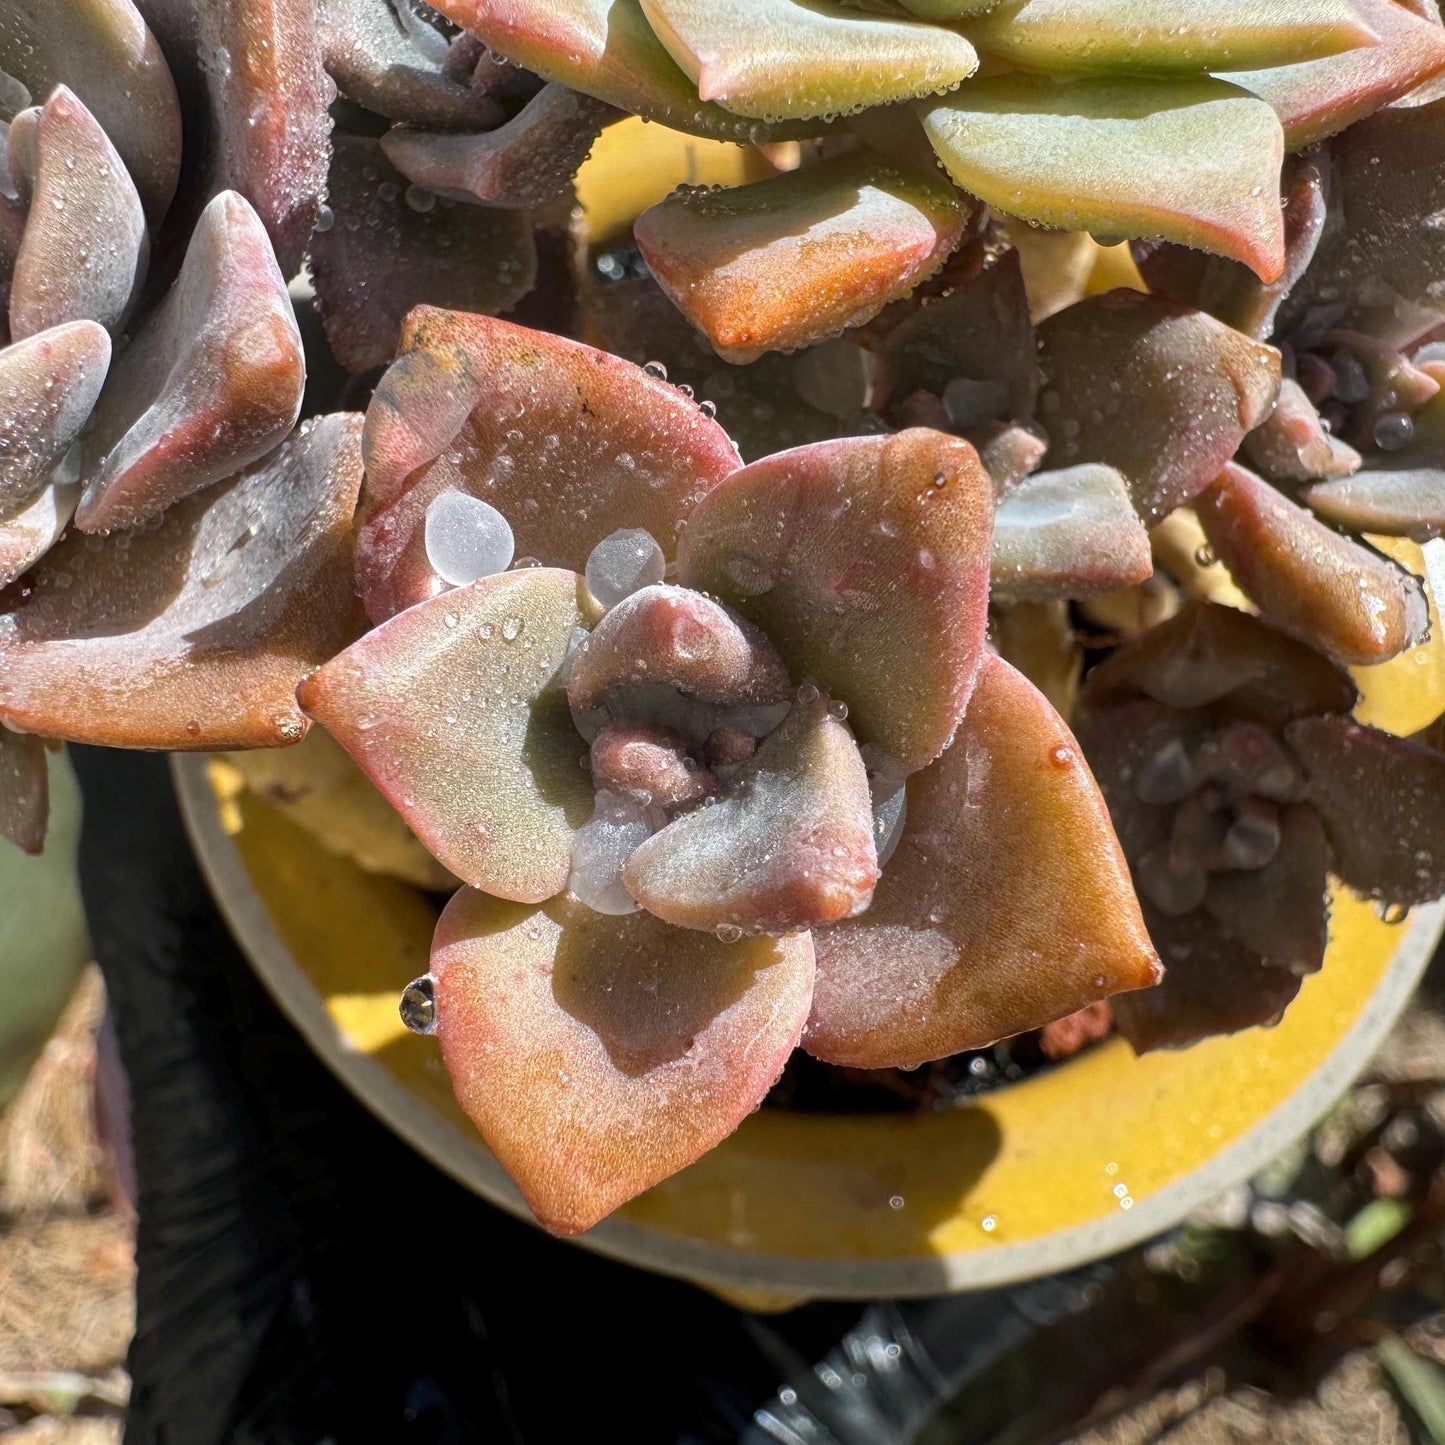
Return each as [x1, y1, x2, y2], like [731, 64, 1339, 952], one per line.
[3, 0, 1445, 1234]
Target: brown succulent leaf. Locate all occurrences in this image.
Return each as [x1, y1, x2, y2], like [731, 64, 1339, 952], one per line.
[1038, 291, 1282, 523]
[969, 420, 1049, 493]
[0, 0, 181, 226]
[357, 308, 740, 621]
[623, 696, 878, 934]
[1279, 97, 1445, 349]
[1113, 904, 1304, 1054]
[1196, 462, 1429, 666]
[298, 567, 593, 902]
[1130, 153, 1328, 342]
[1082, 600, 1359, 725]
[0, 320, 109, 514]
[589, 721, 714, 812]
[0, 727, 46, 855]
[963, 0, 1373, 74]
[677, 429, 994, 774]
[1221, 0, 1445, 149]
[1304, 390, 1445, 539]
[637, 0, 978, 122]
[1323, 329, 1441, 450]
[310, 137, 537, 375]
[381, 84, 616, 209]
[431, 886, 815, 1234]
[804, 653, 1160, 1070]
[990, 463, 1153, 602]
[427, 0, 818, 142]
[567, 584, 791, 713]
[191, 0, 333, 277]
[922, 76, 1287, 281]
[73, 191, 305, 534]
[1286, 714, 1445, 905]
[634, 150, 971, 364]
[0, 475, 79, 591]
[1203, 803, 1331, 977]
[7, 87, 147, 341]
[1242, 377, 1363, 484]
[0, 413, 366, 749]
[321, 0, 506, 128]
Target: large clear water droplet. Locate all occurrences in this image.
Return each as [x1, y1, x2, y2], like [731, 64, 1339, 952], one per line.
[399, 975, 437, 1034]
[425, 490, 514, 587]
[567, 791, 653, 914]
[584, 528, 665, 610]
[869, 762, 909, 869]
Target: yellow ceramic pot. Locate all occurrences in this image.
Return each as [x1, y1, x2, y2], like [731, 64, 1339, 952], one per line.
[174, 753, 1445, 1302]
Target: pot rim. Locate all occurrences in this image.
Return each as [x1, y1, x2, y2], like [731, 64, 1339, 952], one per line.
[173, 751, 1445, 1299]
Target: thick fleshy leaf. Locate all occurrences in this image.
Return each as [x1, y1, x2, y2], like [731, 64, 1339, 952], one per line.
[1038, 291, 1281, 523]
[1083, 600, 1359, 725]
[1324, 329, 1441, 450]
[428, 0, 817, 141]
[1286, 715, 1445, 905]
[431, 886, 814, 1233]
[7, 88, 146, 341]
[623, 696, 877, 933]
[0, 0, 181, 225]
[1203, 803, 1331, 977]
[357, 308, 740, 621]
[1196, 462, 1429, 666]
[191, 0, 333, 276]
[0, 413, 366, 749]
[0, 728, 46, 855]
[0, 321, 109, 514]
[73, 192, 304, 533]
[381, 84, 616, 209]
[1242, 377, 1362, 484]
[1279, 98, 1445, 348]
[567, 584, 790, 712]
[1113, 904, 1304, 1054]
[970, 420, 1048, 492]
[321, 0, 506, 128]
[0, 476, 79, 590]
[677, 429, 994, 773]
[1222, 0, 1445, 149]
[637, 0, 977, 122]
[310, 138, 537, 375]
[634, 150, 969, 364]
[298, 567, 593, 902]
[921, 76, 1287, 281]
[964, 0, 1373, 73]
[990, 464, 1152, 601]
[804, 653, 1161, 1069]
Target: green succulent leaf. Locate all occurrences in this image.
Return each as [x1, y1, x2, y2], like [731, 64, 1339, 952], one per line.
[1222, 0, 1445, 150]
[962, 0, 1375, 74]
[8, 87, 147, 341]
[922, 75, 1287, 281]
[634, 149, 970, 364]
[0, 728, 46, 856]
[990, 464, 1153, 601]
[677, 429, 995, 774]
[73, 191, 305, 535]
[431, 886, 815, 1234]
[311, 137, 537, 375]
[298, 567, 594, 903]
[1037, 291, 1282, 523]
[623, 696, 879, 934]
[1286, 715, 1445, 905]
[638, 0, 978, 122]
[357, 309, 741, 622]
[1197, 462, 1430, 666]
[0, 413, 366, 750]
[804, 653, 1160, 1070]
[0, 0, 181, 225]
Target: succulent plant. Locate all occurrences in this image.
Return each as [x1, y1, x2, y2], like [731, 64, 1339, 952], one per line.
[3, 0, 1445, 1236]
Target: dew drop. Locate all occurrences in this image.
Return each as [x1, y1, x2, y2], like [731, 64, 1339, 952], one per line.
[399, 976, 437, 1034]
[1376, 899, 1410, 925]
[1194, 544, 1218, 568]
[568, 792, 652, 914]
[888, 1195, 905, 1211]
[980, 1215, 998, 1233]
[1373, 411, 1416, 452]
[584, 528, 665, 609]
[642, 360, 668, 381]
[404, 183, 437, 213]
[424, 489, 514, 586]
[313, 203, 335, 234]
[715, 923, 743, 943]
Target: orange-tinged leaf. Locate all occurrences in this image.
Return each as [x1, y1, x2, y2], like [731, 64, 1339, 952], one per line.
[634, 150, 970, 363]
[0, 413, 366, 750]
[431, 887, 814, 1233]
[298, 568, 594, 903]
[804, 654, 1160, 1069]
[922, 75, 1287, 281]
[677, 429, 994, 773]
[357, 309, 740, 621]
